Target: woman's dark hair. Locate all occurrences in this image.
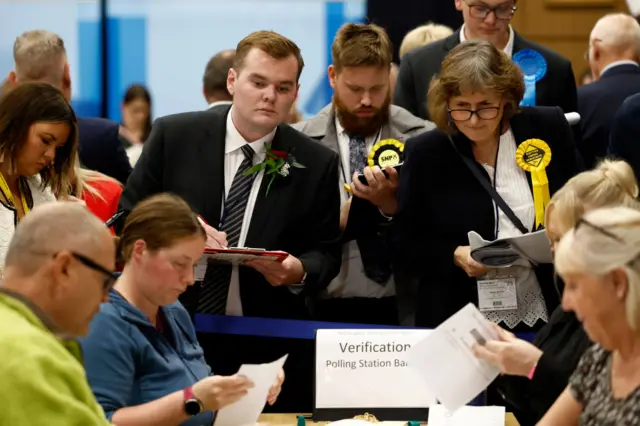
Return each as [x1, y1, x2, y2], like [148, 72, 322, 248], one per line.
[122, 84, 152, 142]
[118, 193, 206, 263]
[0, 82, 77, 197]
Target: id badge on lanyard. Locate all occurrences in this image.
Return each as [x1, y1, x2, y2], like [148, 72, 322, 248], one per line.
[477, 274, 517, 312]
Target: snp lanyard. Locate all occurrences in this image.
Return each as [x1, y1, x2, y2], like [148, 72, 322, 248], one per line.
[0, 173, 30, 217]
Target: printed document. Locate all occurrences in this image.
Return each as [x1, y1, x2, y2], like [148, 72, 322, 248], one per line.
[427, 404, 505, 426]
[214, 355, 288, 426]
[408, 304, 500, 412]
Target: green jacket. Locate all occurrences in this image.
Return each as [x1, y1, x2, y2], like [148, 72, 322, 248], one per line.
[0, 289, 110, 426]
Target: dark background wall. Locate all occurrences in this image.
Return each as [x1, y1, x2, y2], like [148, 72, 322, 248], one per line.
[366, 0, 463, 63]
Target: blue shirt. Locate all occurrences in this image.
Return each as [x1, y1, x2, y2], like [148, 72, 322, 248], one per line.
[81, 289, 214, 426]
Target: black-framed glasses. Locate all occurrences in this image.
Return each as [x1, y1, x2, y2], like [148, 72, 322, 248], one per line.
[576, 218, 624, 243]
[71, 252, 119, 292]
[448, 107, 501, 121]
[463, 0, 516, 20]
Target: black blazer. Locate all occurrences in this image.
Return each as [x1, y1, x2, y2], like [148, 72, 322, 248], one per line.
[77, 117, 132, 184]
[394, 106, 583, 328]
[118, 106, 342, 319]
[610, 92, 640, 180]
[577, 64, 640, 169]
[495, 304, 591, 426]
[393, 29, 578, 120]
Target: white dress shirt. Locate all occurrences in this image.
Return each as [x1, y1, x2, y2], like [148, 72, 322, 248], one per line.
[207, 100, 233, 110]
[460, 24, 515, 58]
[322, 118, 395, 299]
[223, 108, 275, 315]
[479, 129, 548, 328]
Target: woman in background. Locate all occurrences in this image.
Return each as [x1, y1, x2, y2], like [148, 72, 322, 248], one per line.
[475, 160, 640, 426]
[537, 206, 640, 425]
[0, 82, 77, 269]
[81, 194, 283, 426]
[119, 84, 152, 166]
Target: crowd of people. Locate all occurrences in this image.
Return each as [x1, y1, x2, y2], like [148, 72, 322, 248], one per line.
[3, 0, 640, 425]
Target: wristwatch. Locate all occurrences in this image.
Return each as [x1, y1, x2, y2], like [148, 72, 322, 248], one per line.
[183, 386, 204, 416]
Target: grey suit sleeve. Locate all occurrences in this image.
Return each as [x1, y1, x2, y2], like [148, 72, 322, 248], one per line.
[394, 56, 419, 117]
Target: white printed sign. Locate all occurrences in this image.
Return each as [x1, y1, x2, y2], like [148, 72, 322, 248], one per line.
[315, 329, 436, 409]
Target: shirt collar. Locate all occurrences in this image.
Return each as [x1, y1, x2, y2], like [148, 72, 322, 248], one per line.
[0, 287, 61, 334]
[600, 60, 639, 77]
[225, 107, 276, 159]
[460, 24, 515, 58]
[207, 100, 233, 110]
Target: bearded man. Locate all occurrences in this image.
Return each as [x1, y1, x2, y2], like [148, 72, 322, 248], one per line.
[294, 23, 434, 326]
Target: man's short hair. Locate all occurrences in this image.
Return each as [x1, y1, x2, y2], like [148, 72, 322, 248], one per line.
[234, 31, 304, 82]
[203, 50, 236, 99]
[331, 23, 393, 72]
[5, 202, 106, 276]
[13, 30, 67, 84]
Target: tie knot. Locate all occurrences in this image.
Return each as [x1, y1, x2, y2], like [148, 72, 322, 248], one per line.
[348, 134, 365, 144]
[241, 144, 254, 161]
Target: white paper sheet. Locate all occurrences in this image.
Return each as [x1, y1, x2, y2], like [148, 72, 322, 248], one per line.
[214, 355, 288, 426]
[427, 405, 505, 426]
[628, 0, 640, 15]
[469, 228, 552, 266]
[408, 304, 500, 412]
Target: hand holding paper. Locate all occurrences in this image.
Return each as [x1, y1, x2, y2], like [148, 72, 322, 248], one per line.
[214, 355, 288, 426]
[454, 245, 490, 277]
[245, 255, 305, 287]
[192, 375, 254, 411]
[472, 323, 543, 377]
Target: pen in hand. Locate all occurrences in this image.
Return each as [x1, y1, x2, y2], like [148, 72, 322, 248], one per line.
[197, 215, 229, 249]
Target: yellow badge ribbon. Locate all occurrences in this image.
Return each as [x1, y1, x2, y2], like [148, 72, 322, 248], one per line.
[0, 172, 29, 218]
[515, 139, 552, 229]
[368, 138, 404, 168]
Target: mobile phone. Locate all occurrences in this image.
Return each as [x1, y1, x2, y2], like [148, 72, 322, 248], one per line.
[357, 163, 403, 185]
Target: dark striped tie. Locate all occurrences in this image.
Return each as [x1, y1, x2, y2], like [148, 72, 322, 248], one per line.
[197, 144, 256, 314]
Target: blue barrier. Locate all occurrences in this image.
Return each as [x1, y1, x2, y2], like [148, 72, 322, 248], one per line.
[194, 313, 537, 343]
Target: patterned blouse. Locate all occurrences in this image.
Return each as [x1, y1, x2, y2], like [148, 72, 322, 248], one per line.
[570, 344, 640, 425]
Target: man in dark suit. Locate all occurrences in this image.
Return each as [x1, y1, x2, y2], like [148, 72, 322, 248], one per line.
[294, 23, 434, 326]
[8, 30, 132, 184]
[394, 0, 578, 120]
[577, 13, 640, 169]
[610, 93, 640, 179]
[119, 31, 342, 411]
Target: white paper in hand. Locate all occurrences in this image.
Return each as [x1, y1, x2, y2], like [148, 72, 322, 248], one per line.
[427, 405, 505, 426]
[408, 304, 500, 412]
[214, 354, 288, 426]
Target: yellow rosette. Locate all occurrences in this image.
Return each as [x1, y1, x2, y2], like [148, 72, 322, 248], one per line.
[368, 138, 404, 168]
[515, 139, 552, 229]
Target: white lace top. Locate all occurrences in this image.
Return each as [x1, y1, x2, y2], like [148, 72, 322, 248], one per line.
[0, 176, 57, 275]
[479, 129, 549, 329]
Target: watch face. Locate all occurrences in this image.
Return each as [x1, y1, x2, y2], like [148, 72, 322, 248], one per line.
[184, 398, 202, 416]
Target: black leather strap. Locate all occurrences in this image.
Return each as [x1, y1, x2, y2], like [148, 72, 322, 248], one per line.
[448, 135, 529, 235]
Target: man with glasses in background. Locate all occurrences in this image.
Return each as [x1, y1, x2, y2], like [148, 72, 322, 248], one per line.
[0, 202, 116, 425]
[394, 0, 577, 121]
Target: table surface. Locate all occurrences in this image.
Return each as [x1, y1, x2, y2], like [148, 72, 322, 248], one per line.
[258, 413, 521, 425]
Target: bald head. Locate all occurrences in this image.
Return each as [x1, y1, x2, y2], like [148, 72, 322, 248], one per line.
[203, 49, 236, 103]
[5, 202, 110, 275]
[9, 30, 70, 100]
[589, 14, 640, 77]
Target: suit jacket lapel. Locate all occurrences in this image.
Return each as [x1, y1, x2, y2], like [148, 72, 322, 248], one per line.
[244, 125, 290, 248]
[200, 106, 229, 226]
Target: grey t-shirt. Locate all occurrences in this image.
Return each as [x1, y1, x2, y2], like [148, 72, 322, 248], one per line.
[570, 344, 640, 425]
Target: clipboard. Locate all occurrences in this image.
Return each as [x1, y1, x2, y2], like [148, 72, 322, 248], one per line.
[201, 247, 289, 264]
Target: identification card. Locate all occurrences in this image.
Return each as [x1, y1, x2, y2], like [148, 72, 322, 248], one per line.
[477, 278, 517, 312]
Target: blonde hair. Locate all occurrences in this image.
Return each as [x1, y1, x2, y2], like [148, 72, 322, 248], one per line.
[72, 156, 121, 201]
[546, 160, 640, 235]
[331, 23, 393, 72]
[555, 206, 640, 330]
[427, 40, 525, 134]
[400, 23, 453, 58]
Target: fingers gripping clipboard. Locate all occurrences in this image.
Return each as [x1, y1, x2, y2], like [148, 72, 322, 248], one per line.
[194, 248, 289, 281]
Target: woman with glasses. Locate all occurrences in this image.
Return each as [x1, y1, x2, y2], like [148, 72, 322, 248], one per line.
[0, 82, 78, 273]
[394, 39, 582, 330]
[535, 206, 640, 425]
[474, 160, 640, 426]
[80, 194, 284, 426]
